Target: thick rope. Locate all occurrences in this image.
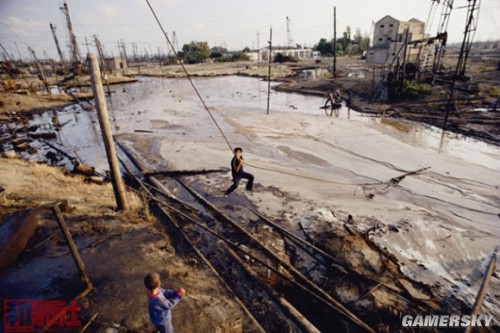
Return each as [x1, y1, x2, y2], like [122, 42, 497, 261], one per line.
[144, 0, 233, 152]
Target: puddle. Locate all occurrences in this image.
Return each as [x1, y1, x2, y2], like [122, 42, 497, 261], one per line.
[347, 71, 366, 78]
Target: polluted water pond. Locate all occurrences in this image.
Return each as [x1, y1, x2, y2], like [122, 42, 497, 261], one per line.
[1, 75, 499, 331]
[0, 103, 109, 175]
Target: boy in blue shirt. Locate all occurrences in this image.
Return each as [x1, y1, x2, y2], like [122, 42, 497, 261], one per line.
[144, 272, 185, 333]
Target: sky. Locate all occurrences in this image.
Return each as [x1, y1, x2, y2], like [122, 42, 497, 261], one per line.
[0, 0, 499, 61]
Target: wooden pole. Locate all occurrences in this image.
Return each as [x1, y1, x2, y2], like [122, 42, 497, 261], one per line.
[464, 253, 497, 333]
[52, 204, 93, 287]
[94, 35, 112, 98]
[399, 28, 410, 97]
[266, 27, 272, 115]
[372, 66, 375, 95]
[333, 6, 337, 77]
[87, 53, 129, 211]
[28, 47, 51, 95]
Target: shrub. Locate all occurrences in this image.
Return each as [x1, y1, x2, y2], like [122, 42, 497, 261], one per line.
[401, 80, 431, 99]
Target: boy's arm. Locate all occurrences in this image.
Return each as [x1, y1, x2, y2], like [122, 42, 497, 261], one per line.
[159, 289, 183, 310]
[233, 157, 243, 172]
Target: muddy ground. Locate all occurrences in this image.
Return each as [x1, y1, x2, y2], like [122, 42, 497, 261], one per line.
[0, 52, 499, 332]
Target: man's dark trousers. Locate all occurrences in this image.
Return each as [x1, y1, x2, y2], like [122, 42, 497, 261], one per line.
[225, 172, 254, 194]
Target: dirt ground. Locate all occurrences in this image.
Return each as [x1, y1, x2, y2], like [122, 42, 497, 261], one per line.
[0, 158, 263, 332]
[1, 52, 499, 332]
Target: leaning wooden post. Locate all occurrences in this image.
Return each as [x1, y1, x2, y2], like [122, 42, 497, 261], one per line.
[464, 253, 497, 333]
[87, 53, 129, 211]
[29, 47, 51, 95]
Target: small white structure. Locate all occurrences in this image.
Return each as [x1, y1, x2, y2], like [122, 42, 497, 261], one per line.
[104, 57, 127, 70]
[260, 47, 315, 61]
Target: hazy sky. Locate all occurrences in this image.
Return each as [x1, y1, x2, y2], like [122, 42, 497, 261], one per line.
[1, 0, 499, 61]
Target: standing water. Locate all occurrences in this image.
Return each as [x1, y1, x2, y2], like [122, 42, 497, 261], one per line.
[47, 76, 499, 172]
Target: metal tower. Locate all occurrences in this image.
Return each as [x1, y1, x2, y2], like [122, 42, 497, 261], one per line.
[456, 0, 481, 77]
[286, 16, 293, 48]
[49, 23, 67, 71]
[432, 0, 454, 73]
[172, 31, 179, 54]
[60, 1, 80, 66]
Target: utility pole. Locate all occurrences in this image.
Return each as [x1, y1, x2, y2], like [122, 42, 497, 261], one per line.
[43, 50, 57, 75]
[256, 30, 260, 64]
[399, 28, 410, 97]
[83, 37, 91, 55]
[164, 34, 170, 60]
[266, 27, 272, 115]
[119, 40, 128, 65]
[29, 47, 51, 95]
[60, 1, 80, 70]
[133, 42, 140, 73]
[15, 41, 22, 62]
[333, 6, 337, 77]
[50, 23, 67, 73]
[93, 35, 106, 73]
[157, 46, 161, 68]
[94, 35, 111, 97]
[87, 53, 128, 211]
[117, 40, 127, 75]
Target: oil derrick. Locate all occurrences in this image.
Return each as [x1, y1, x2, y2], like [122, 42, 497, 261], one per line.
[60, 1, 80, 73]
[172, 31, 179, 54]
[456, 0, 480, 78]
[118, 40, 128, 69]
[431, 0, 454, 73]
[49, 23, 67, 74]
[443, 0, 482, 129]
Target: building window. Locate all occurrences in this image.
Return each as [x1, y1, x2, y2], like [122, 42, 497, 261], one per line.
[378, 38, 383, 41]
[389, 24, 394, 27]
[380, 24, 385, 28]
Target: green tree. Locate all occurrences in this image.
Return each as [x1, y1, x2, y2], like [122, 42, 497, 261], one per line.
[361, 33, 371, 53]
[313, 38, 333, 56]
[352, 28, 371, 55]
[353, 28, 363, 54]
[182, 41, 211, 64]
[339, 25, 352, 55]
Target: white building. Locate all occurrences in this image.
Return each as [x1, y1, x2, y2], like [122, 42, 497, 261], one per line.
[366, 15, 431, 66]
[104, 57, 127, 71]
[260, 47, 316, 61]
